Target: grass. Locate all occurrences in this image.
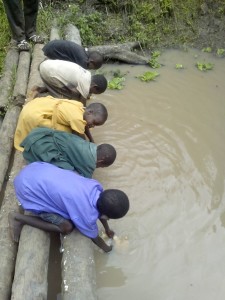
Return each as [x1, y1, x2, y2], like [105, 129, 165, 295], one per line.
[0, 0, 224, 74]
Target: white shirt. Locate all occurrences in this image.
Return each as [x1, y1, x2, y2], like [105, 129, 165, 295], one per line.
[39, 59, 91, 99]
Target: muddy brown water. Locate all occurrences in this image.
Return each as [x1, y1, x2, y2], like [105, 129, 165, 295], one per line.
[52, 48, 225, 299]
[92, 49, 225, 300]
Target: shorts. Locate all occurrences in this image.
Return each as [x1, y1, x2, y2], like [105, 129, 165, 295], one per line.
[39, 212, 66, 225]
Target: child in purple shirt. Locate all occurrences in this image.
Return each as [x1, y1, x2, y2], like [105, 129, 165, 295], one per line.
[9, 162, 129, 252]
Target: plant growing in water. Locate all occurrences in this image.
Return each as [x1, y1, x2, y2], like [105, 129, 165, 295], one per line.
[202, 47, 212, 53]
[108, 70, 126, 90]
[108, 77, 125, 90]
[148, 51, 161, 68]
[217, 48, 225, 57]
[195, 62, 214, 71]
[136, 71, 159, 82]
[175, 64, 184, 69]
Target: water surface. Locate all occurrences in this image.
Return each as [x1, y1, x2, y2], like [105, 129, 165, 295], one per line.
[92, 49, 225, 300]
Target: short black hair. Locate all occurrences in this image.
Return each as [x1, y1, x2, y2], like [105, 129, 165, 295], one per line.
[87, 102, 108, 122]
[91, 74, 107, 93]
[97, 144, 117, 166]
[97, 189, 129, 219]
[89, 51, 103, 69]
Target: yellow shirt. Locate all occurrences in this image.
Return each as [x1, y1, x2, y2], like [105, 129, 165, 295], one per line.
[14, 96, 86, 151]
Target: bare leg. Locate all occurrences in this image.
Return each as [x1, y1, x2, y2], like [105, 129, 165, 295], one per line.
[8, 212, 73, 243]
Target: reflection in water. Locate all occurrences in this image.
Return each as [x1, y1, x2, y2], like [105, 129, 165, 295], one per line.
[92, 49, 225, 300]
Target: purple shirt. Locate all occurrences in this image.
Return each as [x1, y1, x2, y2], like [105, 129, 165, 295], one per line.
[14, 162, 103, 238]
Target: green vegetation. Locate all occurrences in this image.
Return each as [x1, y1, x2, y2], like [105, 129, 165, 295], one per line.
[136, 71, 159, 82]
[0, 0, 225, 74]
[108, 77, 125, 90]
[217, 48, 225, 57]
[148, 51, 161, 68]
[0, 2, 11, 74]
[175, 64, 184, 69]
[108, 69, 126, 90]
[195, 62, 214, 71]
[202, 47, 212, 53]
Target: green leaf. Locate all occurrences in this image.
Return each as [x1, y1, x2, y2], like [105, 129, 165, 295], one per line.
[136, 71, 159, 82]
[108, 77, 125, 90]
[175, 64, 184, 69]
[196, 62, 214, 71]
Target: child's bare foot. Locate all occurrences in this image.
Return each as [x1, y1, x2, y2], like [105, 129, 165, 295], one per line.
[8, 212, 23, 243]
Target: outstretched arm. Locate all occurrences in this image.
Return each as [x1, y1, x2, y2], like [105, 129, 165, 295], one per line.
[85, 126, 95, 143]
[99, 218, 115, 238]
[91, 235, 112, 253]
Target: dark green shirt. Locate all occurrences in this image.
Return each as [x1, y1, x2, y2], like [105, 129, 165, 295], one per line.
[21, 127, 97, 178]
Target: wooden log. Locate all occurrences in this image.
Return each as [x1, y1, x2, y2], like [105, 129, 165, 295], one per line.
[0, 49, 19, 108]
[12, 51, 31, 106]
[89, 43, 150, 64]
[50, 20, 61, 41]
[0, 105, 21, 194]
[11, 226, 50, 300]
[61, 231, 97, 300]
[90, 42, 140, 52]
[10, 45, 51, 299]
[50, 27, 61, 41]
[60, 27, 98, 300]
[26, 44, 46, 99]
[63, 24, 148, 64]
[64, 24, 82, 46]
[0, 152, 25, 300]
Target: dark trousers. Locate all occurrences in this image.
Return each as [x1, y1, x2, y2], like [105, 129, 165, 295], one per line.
[2, 0, 39, 42]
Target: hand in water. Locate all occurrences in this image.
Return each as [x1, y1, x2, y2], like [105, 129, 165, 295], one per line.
[106, 229, 115, 238]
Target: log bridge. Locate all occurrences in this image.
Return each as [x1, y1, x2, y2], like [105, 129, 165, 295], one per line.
[0, 24, 149, 299]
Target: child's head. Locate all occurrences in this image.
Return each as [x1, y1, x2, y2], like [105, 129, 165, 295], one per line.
[97, 189, 129, 219]
[96, 144, 117, 167]
[88, 52, 104, 70]
[90, 75, 107, 95]
[84, 103, 108, 128]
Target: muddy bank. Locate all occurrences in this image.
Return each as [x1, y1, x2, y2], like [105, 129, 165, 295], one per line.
[43, 0, 225, 54]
